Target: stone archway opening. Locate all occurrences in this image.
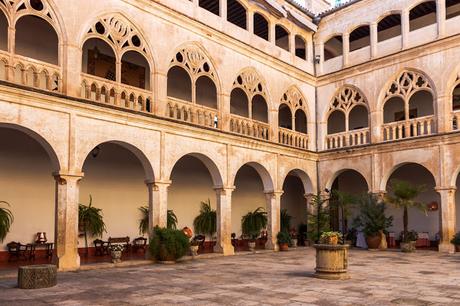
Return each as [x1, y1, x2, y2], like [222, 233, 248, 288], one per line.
[79, 142, 151, 263]
[169, 154, 220, 254]
[0, 127, 59, 266]
[385, 163, 439, 250]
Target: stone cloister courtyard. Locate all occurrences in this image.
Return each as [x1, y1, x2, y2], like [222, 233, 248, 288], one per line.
[0, 248, 459, 305]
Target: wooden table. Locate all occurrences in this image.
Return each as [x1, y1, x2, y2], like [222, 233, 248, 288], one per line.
[27, 242, 54, 260]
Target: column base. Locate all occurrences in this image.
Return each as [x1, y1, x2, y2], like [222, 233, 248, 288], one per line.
[214, 243, 235, 256]
[55, 253, 80, 271]
[265, 240, 279, 252]
[438, 243, 455, 253]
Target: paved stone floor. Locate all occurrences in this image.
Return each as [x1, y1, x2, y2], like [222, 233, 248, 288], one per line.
[0, 248, 459, 305]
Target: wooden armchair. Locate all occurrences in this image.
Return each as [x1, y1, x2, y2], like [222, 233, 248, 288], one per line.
[7, 241, 27, 262]
[93, 239, 109, 256]
[132, 237, 148, 255]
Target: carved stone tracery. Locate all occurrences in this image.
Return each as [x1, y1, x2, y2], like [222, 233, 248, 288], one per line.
[328, 85, 367, 115]
[385, 70, 432, 101]
[169, 45, 217, 82]
[232, 68, 267, 100]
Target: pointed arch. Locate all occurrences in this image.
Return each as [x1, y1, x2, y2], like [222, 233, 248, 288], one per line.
[279, 86, 309, 133]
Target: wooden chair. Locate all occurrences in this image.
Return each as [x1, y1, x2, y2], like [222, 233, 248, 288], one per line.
[93, 239, 109, 256]
[7, 241, 27, 262]
[132, 237, 147, 255]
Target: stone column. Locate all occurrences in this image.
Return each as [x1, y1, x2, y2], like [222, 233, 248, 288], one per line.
[370, 110, 382, 143]
[370, 22, 378, 59]
[437, 94, 451, 133]
[342, 33, 349, 68]
[289, 32, 296, 55]
[54, 172, 84, 271]
[401, 9, 410, 49]
[63, 44, 82, 97]
[154, 72, 168, 116]
[146, 181, 171, 234]
[265, 191, 283, 251]
[220, 0, 227, 20]
[306, 36, 313, 63]
[317, 42, 324, 75]
[436, 187, 456, 253]
[214, 187, 235, 255]
[269, 23, 276, 44]
[248, 11, 254, 35]
[437, 0, 446, 38]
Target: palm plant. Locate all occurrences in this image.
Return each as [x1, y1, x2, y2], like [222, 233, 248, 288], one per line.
[0, 201, 13, 242]
[79, 195, 106, 256]
[386, 179, 426, 243]
[330, 190, 357, 236]
[280, 209, 292, 233]
[193, 199, 216, 238]
[307, 193, 330, 243]
[241, 207, 267, 240]
[353, 194, 393, 237]
[139, 206, 178, 234]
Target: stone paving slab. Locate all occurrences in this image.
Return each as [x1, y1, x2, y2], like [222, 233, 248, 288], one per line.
[0, 248, 459, 305]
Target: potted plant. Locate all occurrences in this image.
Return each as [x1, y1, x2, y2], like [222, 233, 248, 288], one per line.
[386, 180, 426, 253]
[330, 190, 357, 243]
[280, 209, 292, 233]
[189, 238, 200, 257]
[353, 194, 393, 249]
[319, 231, 343, 245]
[149, 226, 189, 262]
[290, 229, 298, 248]
[193, 199, 216, 241]
[307, 193, 330, 243]
[451, 232, 460, 252]
[277, 231, 291, 251]
[139, 206, 178, 234]
[110, 244, 124, 263]
[399, 230, 418, 252]
[0, 201, 13, 242]
[241, 207, 267, 252]
[79, 195, 106, 256]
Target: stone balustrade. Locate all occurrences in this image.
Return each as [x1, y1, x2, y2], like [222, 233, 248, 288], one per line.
[80, 73, 153, 114]
[230, 114, 270, 140]
[0, 51, 62, 93]
[325, 127, 370, 150]
[383, 115, 435, 141]
[278, 127, 309, 149]
[166, 97, 219, 129]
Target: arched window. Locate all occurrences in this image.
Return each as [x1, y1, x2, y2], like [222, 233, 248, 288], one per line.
[227, 0, 247, 30]
[378, 14, 402, 42]
[453, 82, 460, 110]
[447, 0, 460, 19]
[167, 66, 192, 102]
[0, 10, 7, 51]
[254, 13, 268, 41]
[231, 68, 269, 123]
[121, 51, 150, 90]
[196, 75, 217, 109]
[409, 90, 434, 117]
[295, 35, 306, 60]
[275, 25, 290, 51]
[349, 25, 370, 52]
[410, 1, 437, 31]
[324, 35, 343, 61]
[349, 105, 369, 130]
[295, 109, 308, 134]
[167, 46, 219, 109]
[384, 97, 405, 123]
[252, 95, 268, 123]
[328, 111, 346, 134]
[199, 0, 220, 16]
[278, 104, 292, 129]
[82, 38, 116, 81]
[15, 15, 58, 64]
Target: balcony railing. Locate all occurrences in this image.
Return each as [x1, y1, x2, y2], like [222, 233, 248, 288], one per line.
[279, 127, 309, 149]
[0, 51, 62, 93]
[230, 114, 270, 140]
[382, 115, 435, 141]
[80, 73, 153, 114]
[325, 128, 370, 150]
[166, 97, 219, 129]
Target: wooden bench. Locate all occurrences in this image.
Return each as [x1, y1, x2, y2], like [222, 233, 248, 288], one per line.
[108, 237, 131, 253]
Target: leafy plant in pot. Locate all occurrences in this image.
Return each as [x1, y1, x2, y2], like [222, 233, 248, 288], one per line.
[193, 199, 216, 252]
[138, 206, 178, 235]
[319, 231, 343, 245]
[398, 230, 418, 252]
[0, 201, 13, 243]
[79, 195, 106, 257]
[307, 193, 330, 244]
[386, 180, 426, 253]
[149, 226, 190, 262]
[353, 194, 393, 249]
[241, 207, 267, 252]
[330, 190, 357, 243]
[109, 244, 124, 263]
[451, 232, 460, 252]
[277, 231, 291, 251]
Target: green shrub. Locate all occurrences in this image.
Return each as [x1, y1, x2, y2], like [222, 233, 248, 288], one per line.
[241, 207, 267, 240]
[149, 227, 190, 261]
[353, 194, 393, 237]
[277, 231, 291, 244]
[451, 232, 460, 245]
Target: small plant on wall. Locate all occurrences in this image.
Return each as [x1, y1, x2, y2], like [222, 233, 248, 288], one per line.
[139, 206, 179, 234]
[193, 199, 216, 238]
[0, 201, 13, 242]
[79, 195, 106, 256]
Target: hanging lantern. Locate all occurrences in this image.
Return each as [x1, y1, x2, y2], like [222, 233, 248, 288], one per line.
[35, 232, 47, 244]
[427, 202, 438, 212]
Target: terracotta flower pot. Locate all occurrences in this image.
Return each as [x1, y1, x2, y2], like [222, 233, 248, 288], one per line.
[279, 243, 289, 251]
[400, 241, 416, 253]
[366, 235, 381, 249]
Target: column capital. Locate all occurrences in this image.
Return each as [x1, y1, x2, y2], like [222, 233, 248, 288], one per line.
[264, 190, 284, 197]
[435, 186, 457, 193]
[214, 186, 235, 192]
[53, 171, 84, 184]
